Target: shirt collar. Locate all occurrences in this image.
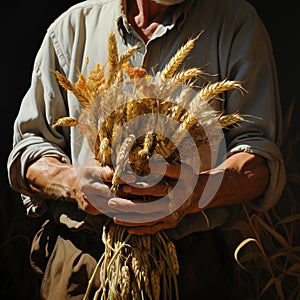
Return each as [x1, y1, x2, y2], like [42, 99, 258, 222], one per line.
[116, 0, 194, 38]
[116, 0, 130, 37]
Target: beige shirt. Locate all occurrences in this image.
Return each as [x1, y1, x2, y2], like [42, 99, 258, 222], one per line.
[7, 0, 286, 238]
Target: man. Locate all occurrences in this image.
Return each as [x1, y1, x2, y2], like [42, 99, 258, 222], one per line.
[7, 0, 286, 298]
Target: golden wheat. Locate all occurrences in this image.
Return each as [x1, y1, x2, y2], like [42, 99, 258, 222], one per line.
[52, 117, 77, 128]
[55, 70, 90, 107]
[54, 32, 248, 300]
[197, 79, 245, 101]
[160, 34, 201, 80]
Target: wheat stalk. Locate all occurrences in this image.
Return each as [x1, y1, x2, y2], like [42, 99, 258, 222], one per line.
[160, 33, 201, 80]
[55, 70, 90, 106]
[173, 67, 204, 84]
[75, 73, 93, 101]
[197, 79, 246, 101]
[219, 113, 246, 128]
[119, 43, 140, 66]
[84, 222, 179, 300]
[53, 32, 249, 300]
[111, 134, 136, 190]
[104, 33, 119, 89]
[52, 117, 77, 128]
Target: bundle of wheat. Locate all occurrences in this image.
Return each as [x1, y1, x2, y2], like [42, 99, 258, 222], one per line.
[53, 32, 246, 300]
[84, 222, 180, 300]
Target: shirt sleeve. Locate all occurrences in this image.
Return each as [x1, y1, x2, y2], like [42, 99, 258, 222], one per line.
[7, 30, 72, 215]
[220, 2, 286, 210]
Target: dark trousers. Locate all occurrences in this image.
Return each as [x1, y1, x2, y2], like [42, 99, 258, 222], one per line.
[175, 231, 238, 299]
[30, 219, 239, 300]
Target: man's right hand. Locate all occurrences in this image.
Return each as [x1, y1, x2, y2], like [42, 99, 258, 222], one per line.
[25, 156, 135, 215]
[75, 157, 136, 215]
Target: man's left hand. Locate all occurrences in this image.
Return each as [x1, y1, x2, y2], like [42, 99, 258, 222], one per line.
[108, 160, 201, 235]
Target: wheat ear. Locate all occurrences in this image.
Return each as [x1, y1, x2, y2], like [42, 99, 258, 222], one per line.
[52, 117, 77, 128]
[119, 43, 140, 66]
[111, 134, 136, 190]
[104, 33, 119, 89]
[55, 71, 90, 107]
[173, 68, 204, 84]
[160, 33, 201, 80]
[197, 79, 246, 101]
[219, 113, 247, 128]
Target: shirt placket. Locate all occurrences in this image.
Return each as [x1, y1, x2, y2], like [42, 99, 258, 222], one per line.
[120, 12, 175, 69]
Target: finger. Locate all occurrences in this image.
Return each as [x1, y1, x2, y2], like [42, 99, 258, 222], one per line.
[77, 185, 122, 215]
[118, 172, 136, 184]
[124, 211, 181, 235]
[77, 164, 112, 183]
[82, 181, 113, 198]
[108, 196, 169, 214]
[94, 165, 114, 182]
[147, 160, 194, 179]
[87, 166, 136, 185]
[122, 181, 171, 196]
[83, 195, 123, 215]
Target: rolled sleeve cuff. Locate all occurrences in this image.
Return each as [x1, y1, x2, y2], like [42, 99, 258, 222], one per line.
[8, 141, 71, 217]
[227, 142, 286, 211]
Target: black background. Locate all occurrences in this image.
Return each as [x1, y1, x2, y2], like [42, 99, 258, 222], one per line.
[0, 1, 299, 299]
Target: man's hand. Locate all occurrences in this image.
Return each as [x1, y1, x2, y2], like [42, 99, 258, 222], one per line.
[25, 156, 136, 215]
[108, 160, 199, 234]
[108, 152, 270, 235]
[75, 158, 136, 215]
[26, 152, 269, 227]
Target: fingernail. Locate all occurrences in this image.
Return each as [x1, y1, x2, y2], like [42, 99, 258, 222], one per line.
[108, 200, 117, 207]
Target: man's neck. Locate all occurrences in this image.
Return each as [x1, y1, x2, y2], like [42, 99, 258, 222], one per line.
[127, 0, 174, 42]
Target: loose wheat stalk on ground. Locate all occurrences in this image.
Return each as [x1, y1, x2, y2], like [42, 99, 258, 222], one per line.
[224, 101, 300, 300]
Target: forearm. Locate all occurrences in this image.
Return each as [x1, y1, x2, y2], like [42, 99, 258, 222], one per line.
[196, 152, 270, 211]
[25, 156, 115, 215]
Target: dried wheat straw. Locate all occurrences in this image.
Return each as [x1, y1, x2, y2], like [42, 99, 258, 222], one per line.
[197, 79, 245, 101]
[55, 70, 90, 107]
[55, 32, 249, 300]
[52, 117, 77, 128]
